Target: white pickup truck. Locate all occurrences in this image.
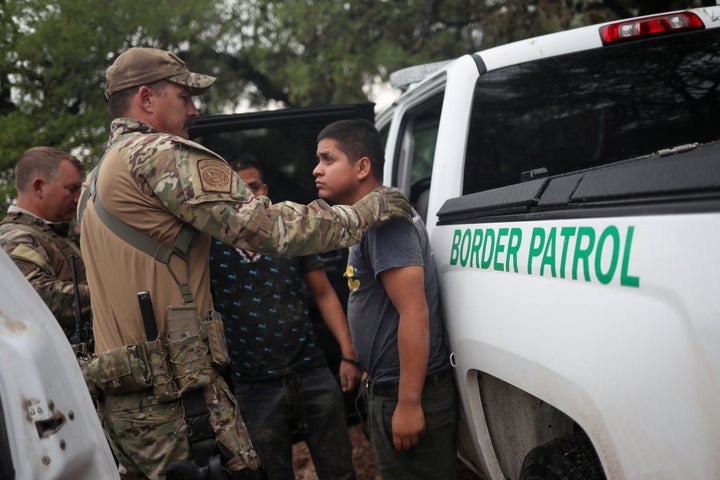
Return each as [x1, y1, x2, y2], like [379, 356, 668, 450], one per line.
[376, 6, 720, 479]
[0, 248, 118, 479]
[6, 8, 718, 479]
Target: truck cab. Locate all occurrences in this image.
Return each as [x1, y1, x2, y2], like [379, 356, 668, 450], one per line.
[377, 7, 720, 479]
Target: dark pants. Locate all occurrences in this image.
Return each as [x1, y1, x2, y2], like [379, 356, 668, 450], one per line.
[366, 371, 458, 480]
[233, 367, 355, 480]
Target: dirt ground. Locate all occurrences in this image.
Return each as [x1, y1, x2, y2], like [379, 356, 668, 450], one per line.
[292, 423, 479, 479]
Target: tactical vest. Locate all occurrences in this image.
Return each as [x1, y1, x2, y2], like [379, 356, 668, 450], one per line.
[0, 212, 85, 281]
[0, 211, 93, 349]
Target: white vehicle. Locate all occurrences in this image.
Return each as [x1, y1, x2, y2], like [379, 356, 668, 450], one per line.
[0, 249, 118, 479]
[377, 7, 720, 479]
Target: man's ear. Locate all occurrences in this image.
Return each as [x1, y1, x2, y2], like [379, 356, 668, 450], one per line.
[356, 156, 372, 180]
[138, 85, 153, 111]
[31, 178, 45, 198]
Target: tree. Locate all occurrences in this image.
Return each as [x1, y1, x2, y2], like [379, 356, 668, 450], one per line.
[0, 0, 714, 210]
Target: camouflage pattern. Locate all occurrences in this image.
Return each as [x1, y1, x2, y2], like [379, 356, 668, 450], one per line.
[87, 344, 151, 394]
[77, 351, 100, 400]
[104, 48, 216, 99]
[99, 376, 260, 479]
[165, 333, 216, 393]
[0, 210, 91, 338]
[105, 118, 412, 258]
[80, 117, 411, 478]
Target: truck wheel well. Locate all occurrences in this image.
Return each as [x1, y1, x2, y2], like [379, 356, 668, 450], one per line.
[476, 371, 595, 479]
[519, 430, 606, 480]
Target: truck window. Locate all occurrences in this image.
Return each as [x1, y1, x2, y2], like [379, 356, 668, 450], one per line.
[392, 95, 444, 220]
[463, 29, 720, 195]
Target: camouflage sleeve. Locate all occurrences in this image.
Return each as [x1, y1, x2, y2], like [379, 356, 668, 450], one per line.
[1, 232, 90, 335]
[131, 141, 411, 257]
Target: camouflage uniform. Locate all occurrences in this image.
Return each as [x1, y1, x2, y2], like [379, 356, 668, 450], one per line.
[0, 208, 91, 338]
[80, 117, 410, 479]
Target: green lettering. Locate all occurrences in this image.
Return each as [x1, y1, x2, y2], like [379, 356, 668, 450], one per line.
[540, 227, 557, 277]
[481, 229, 495, 269]
[528, 228, 545, 275]
[572, 227, 595, 282]
[459, 229, 472, 267]
[506, 228, 522, 273]
[470, 229, 483, 268]
[450, 229, 461, 265]
[620, 226, 640, 288]
[493, 228, 509, 272]
[595, 226, 620, 285]
[559, 227, 576, 279]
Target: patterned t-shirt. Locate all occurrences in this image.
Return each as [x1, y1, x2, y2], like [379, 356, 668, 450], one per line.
[345, 215, 448, 382]
[210, 240, 327, 381]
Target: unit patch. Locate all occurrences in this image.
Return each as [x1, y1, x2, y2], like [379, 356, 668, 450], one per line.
[197, 158, 233, 193]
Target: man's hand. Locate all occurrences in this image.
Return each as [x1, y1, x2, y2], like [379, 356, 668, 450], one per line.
[353, 188, 413, 230]
[339, 358, 362, 392]
[391, 400, 425, 451]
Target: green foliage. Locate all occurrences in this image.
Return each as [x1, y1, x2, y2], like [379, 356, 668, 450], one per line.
[0, 0, 714, 213]
[0, 0, 234, 210]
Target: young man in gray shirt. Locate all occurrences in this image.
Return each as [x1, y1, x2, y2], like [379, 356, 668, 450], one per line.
[313, 119, 458, 479]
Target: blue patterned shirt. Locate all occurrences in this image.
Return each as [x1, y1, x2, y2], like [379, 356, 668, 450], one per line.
[210, 240, 327, 381]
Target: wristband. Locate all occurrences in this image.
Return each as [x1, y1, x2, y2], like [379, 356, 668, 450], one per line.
[341, 356, 362, 368]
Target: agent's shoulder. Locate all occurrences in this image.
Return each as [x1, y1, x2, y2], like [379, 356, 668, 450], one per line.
[121, 132, 224, 171]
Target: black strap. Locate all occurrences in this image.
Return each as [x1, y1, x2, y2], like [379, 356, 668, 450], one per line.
[182, 389, 217, 467]
[79, 146, 198, 304]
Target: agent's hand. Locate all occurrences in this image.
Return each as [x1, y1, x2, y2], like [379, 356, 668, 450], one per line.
[353, 188, 413, 230]
[391, 400, 425, 451]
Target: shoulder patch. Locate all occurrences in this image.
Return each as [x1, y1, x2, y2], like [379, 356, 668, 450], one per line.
[197, 158, 232, 193]
[10, 244, 47, 267]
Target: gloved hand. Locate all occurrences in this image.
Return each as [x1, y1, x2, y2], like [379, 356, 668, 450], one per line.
[353, 188, 413, 230]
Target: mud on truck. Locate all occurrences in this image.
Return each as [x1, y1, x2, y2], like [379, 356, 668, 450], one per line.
[376, 6, 720, 479]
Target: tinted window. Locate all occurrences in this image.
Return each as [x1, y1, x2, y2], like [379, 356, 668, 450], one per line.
[196, 124, 328, 205]
[192, 104, 374, 205]
[464, 29, 720, 195]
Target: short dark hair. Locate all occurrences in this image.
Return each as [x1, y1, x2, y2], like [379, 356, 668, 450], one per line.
[107, 79, 168, 119]
[228, 154, 264, 182]
[317, 119, 384, 181]
[15, 147, 82, 194]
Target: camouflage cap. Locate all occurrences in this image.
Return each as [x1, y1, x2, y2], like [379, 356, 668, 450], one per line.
[104, 47, 216, 99]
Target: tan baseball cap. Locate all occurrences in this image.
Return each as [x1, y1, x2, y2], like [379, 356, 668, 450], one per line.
[104, 47, 216, 99]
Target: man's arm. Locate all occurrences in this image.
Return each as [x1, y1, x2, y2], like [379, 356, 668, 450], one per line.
[304, 267, 362, 392]
[132, 149, 412, 257]
[207, 188, 412, 258]
[379, 264, 430, 452]
[2, 239, 90, 334]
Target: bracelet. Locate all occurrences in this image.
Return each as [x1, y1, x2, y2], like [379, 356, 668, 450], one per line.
[341, 356, 362, 368]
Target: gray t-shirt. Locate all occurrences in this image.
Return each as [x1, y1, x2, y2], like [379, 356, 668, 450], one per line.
[346, 214, 449, 382]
